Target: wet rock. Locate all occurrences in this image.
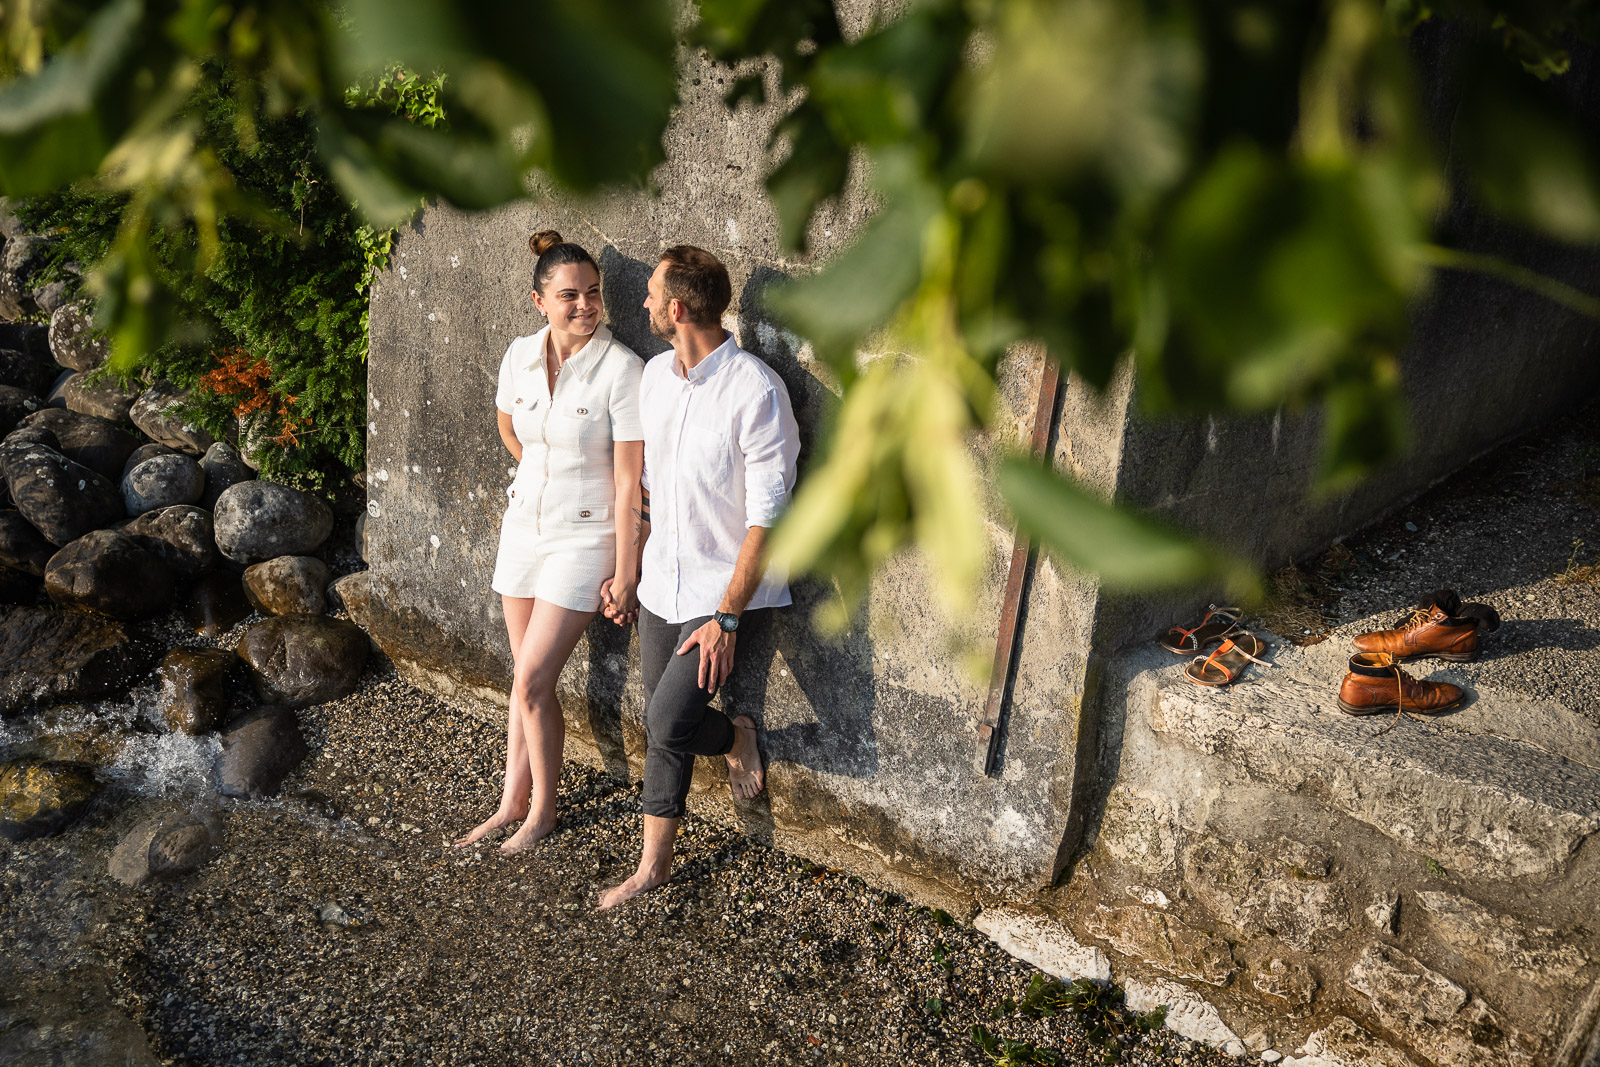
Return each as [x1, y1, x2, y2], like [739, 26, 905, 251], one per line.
[5, 443, 124, 546]
[61, 372, 139, 422]
[44, 530, 174, 618]
[109, 809, 223, 885]
[213, 480, 334, 564]
[0, 235, 51, 320]
[0, 346, 57, 396]
[120, 505, 216, 582]
[130, 381, 213, 454]
[244, 555, 331, 616]
[19, 407, 140, 482]
[7, 704, 130, 765]
[0, 562, 38, 604]
[1084, 904, 1235, 986]
[0, 965, 162, 1067]
[122, 442, 175, 478]
[121, 452, 205, 515]
[0, 510, 52, 575]
[237, 615, 368, 708]
[1345, 944, 1535, 1067]
[181, 571, 252, 637]
[0, 384, 42, 437]
[47, 300, 108, 373]
[0, 759, 98, 839]
[198, 441, 253, 509]
[158, 648, 237, 735]
[0, 605, 161, 715]
[1413, 889, 1588, 988]
[214, 705, 308, 798]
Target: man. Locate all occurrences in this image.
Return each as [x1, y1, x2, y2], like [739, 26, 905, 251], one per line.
[597, 245, 799, 910]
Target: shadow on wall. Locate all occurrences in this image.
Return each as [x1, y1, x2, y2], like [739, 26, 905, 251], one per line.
[599, 246, 659, 359]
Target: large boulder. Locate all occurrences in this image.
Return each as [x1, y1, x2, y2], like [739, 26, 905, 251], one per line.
[0, 509, 53, 576]
[0, 384, 42, 437]
[47, 300, 109, 373]
[197, 441, 253, 509]
[120, 505, 216, 582]
[44, 530, 173, 618]
[0, 235, 52, 321]
[214, 705, 308, 798]
[129, 381, 213, 455]
[61, 373, 139, 422]
[181, 571, 252, 637]
[5, 443, 124, 546]
[0, 605, 162, 715]
[121, 443, 175, 478]
[236, 615, 367, 708]
[243, 556, 331, 617]
[19, 408, 140, 482]
[0, 321, 51, 359]
[0, 758, 98, 839]
[121, 453, 204, 515]
[0, 346, 57, 396]
[213, 480, 333, 564]
[109, 809, 223, 885]
[157, 648, 237, 735]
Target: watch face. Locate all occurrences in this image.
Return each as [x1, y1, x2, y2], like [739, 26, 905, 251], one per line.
[717, 612, 739, 632]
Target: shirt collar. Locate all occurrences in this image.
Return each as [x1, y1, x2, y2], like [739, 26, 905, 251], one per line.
[523, 323, 613, 378]
[679, 332, 736, 383]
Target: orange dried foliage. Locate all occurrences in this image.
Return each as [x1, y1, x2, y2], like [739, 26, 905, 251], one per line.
[196, 348, 312, 449]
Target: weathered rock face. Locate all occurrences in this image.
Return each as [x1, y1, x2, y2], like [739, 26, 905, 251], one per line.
[0, 235, 51, 321]
[19, 408, 140, 482]
[236, 615, 367, 707]
[0, 606, 156, 716]
[5, 443, 124, 546]
[121, 452, 205, 515]
[0, 510, 53, 576]
[181, 571, 252, 637]
[213, 480, 334, 565]
[0, 384, 42, 437]
[1179, 833, 1352, 953]
[122, 442, 175, 478]
[1412, 889, 1589, 989]
[198, 441, 253, 509]
[32, 278, 72, 315]
[214, 705, 308, 798]
[43, 530, 174, 619]
[1083, 904, 1236, 987]
[0, 562, 38, 604]
[157, 647, 237, 735]
[47, 300, 108, 373]
[120, 505, 217, 583]
[0, 347, 56, 396]
[61, 372, 139, 423]
[108, 809, 223, 885]
[243, 555, 331, 616]
[0, 758, 98, 839]
[129, 381, 214, 454]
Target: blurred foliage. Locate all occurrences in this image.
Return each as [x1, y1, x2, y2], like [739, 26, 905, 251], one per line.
[2, 0, 1599, 610]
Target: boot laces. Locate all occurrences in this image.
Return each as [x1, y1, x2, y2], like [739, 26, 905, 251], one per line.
[1376, 660, 1424, 736]
[1398, 606, 1434, 633]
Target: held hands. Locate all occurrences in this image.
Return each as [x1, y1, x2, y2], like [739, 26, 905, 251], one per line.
[600, 576, 639, 626]
[679, 620, 736, 695]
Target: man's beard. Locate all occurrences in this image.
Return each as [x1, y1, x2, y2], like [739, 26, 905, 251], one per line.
[648, 304, 674, 343]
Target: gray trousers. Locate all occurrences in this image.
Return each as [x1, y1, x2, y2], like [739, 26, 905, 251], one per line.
[638, 607, 759, 818]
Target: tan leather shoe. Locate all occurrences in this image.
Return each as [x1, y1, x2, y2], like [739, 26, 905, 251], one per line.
[1337, 652, 1465, 716]
[1352, 589, 1494, 662]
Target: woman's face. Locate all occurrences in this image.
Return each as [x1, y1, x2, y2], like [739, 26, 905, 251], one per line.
[533, 262, 602, 337]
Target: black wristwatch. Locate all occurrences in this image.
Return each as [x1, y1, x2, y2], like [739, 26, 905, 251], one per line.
[713, 611, 740, 633]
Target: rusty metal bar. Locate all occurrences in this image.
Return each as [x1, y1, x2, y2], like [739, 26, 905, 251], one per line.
[975, 357, 1064, 777]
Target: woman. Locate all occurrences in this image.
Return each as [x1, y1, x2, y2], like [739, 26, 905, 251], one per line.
[456, 231, 645, 853]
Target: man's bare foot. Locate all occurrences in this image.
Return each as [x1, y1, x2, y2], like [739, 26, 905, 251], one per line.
[725, 715, 765, 801]
[597, 869, 669, 911]
[500, 814, 556, 855]
[453, 805, 528, 847]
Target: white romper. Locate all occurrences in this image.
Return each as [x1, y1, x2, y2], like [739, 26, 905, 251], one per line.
[491, 323, 644, 609]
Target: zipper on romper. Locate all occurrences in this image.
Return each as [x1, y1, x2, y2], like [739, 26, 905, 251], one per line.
[535, 369, 559, 535]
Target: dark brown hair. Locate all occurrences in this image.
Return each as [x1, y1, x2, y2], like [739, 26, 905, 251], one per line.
[529, 230, 599, 294]
[659, 245, 731, 327]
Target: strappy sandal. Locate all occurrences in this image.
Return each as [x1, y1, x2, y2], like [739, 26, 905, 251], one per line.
[1183, 633, 1270, 687]
[1161, 605, 1243, 655]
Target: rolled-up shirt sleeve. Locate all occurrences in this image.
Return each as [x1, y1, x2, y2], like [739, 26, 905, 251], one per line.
[740, 385, 800, 528]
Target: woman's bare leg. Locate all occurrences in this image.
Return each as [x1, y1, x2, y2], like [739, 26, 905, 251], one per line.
[500, 599, 598, 853]
[455, 595, 538, 846]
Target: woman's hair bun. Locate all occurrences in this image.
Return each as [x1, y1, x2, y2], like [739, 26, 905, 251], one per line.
[529, 230, 564, 256]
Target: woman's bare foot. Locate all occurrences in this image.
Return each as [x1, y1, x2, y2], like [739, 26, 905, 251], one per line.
[500, 813, 557, 855]
[453, 805, 528, 848]
[597, 869, 668, 910]
[725, 715, 765, 801]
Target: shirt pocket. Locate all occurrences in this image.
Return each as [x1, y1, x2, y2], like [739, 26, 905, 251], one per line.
[548, 400, 606, 448]
[683, 425, 735, 495]
[509, 395, 541, 444]
[563, 503, 611, 523]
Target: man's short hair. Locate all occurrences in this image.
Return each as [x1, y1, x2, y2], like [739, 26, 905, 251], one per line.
[659, 245, 732, 328]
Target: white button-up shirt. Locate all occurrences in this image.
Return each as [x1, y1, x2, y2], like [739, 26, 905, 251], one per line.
[637, 334, 800, 623]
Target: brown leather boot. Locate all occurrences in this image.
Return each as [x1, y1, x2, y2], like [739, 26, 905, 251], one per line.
[1337, 652, 1465, 717]
[1352, 602, 1480, 662]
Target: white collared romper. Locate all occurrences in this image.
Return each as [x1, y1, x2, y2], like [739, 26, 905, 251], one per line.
[491, 323, 644, 610]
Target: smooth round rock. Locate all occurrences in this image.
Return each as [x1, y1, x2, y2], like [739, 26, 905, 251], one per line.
[0, 509, 54, 576]
[120, 505, 216, 582]
[198, 441, 253, 509]
[130, 381, 214, 455]
[243, 555, 331, 617]
[44, 530, 173, 619]
[0, 758, 98, 840]
[213, 480, 334, 565]
[5, 443, 123, 546]
[121, 453, 204, 515]
[47, 299, 108, 373]
[0, 605, 163, 716]
[0, 384, 42, 438]
[214, 706, 308, 799]
[236, 615, 367, 708]
[19, 407, 140, 482]
[61, 373, 139, 422]
[108, 809, 222, 885]
[157, 648, 236, 735]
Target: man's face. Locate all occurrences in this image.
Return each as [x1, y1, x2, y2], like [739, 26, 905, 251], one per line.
[645, 261, 675, 343]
